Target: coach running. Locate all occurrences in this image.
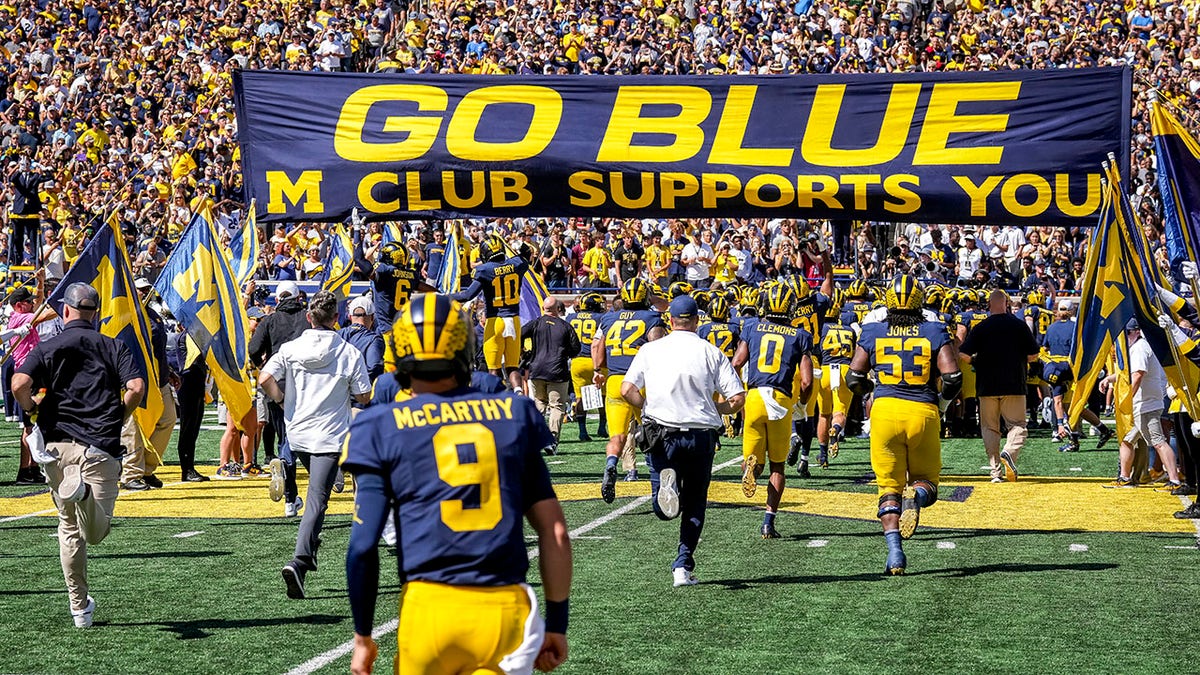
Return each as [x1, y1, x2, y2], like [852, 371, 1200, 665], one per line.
[621, 295, 745, 587]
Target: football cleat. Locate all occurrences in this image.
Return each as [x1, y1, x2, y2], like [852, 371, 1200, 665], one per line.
[1174, 502, 1200, 519]
[267, 459, 285, 502]
[798, 459, 811, 479]
[741, 455, 758, 498]
[898, 486, 920, 540]
[623, 469, 638, 482]
[885, 548, 907, 576]
[600, 464, 618, 504]
[786, 433, 801, 466]
[830, 437, 840, 459]
[1096, 426, 1115, 450]
[999, 451, 1018, 482]
[656, 468, 680, 520]
[818, 450, 829, 469]
[760, 522, 781, 539]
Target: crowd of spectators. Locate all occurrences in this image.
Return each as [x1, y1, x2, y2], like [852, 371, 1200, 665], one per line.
[1, 0, 1198, 296]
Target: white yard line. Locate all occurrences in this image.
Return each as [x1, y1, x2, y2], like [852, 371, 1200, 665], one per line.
[173, 531, 204, 539]
[1176, 494, 1200, 545]
[285, 455, 742, 675]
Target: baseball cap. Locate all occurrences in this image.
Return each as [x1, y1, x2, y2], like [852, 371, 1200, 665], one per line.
[9, 287, 33, 305]
[1125, 318, 1140, 331]
[1057, 299, 1073, 311]
[63, 282, 100, 311]
[348, 296, 372, 316]
[276, 281, 299, 300]
[669, 295, 698, 319]
[964, 234, 975, 241]
[134, 277, 152, 291]
[246, 306, 266, 320]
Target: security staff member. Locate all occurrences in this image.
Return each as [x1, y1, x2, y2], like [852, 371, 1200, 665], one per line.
[171, 327, 210, 482]
[621, 295, 745, 587]
[12, 282, 146, 627]
[522, 297, 581, 445]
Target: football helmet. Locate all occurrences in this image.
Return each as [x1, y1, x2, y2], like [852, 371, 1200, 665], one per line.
[761, 284, 796, 323]
[693, 290, 711, 312]
[784, 275, 812, 302]
[1026, 289, 1045, 307]
[668, 281, 694, 300]
[885, 274, 924, 311]
[620, 278, 650, 308]
[579, 292, 605, 313]
[479, 233, 507, 262]
[380, 241, 409, 267]
[392, 293, 474, 384]
[708, 295, 730, 322]
[740, 287, 761, 316]
[847, 279, 869, 300]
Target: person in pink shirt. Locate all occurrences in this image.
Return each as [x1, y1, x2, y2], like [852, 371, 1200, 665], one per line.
[8, 286, 41, 484]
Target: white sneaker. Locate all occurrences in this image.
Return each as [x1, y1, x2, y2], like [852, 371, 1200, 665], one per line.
[990, 477, 1004, 483]
[72, 595, 95, 628]
[284, 496, 303, 517]
[656, 468, 680, 520]
[672, 567, 698, 587]
[56, 464, 87, 503]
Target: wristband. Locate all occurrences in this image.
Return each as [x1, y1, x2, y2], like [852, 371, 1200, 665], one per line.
[544, 599, 569, 634]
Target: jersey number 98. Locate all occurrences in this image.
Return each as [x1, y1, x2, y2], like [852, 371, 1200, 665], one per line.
[433, 424, 502, 531]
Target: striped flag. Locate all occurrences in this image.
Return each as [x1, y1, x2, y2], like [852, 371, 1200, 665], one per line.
[228, 201, 261, 287]
[320, 223, 355, 301]
[1152, 100, 1200, 283]
[436, 221, 463, 294]
[501, 239, 550, 324]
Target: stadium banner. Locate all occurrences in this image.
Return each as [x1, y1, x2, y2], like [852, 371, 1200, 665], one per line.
[234, 68, 1131, 226]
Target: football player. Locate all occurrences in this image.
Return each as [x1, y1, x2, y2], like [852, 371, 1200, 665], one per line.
[816, 294, 857, 463]
[699, 295, 743, 437]
[344, 294, 572, 675]
[372, 242, 423, 332]
[594, 278, 667, 501]
[848, 275, 960, 575]
[953, 289, 990, 437]
[453, 233, 529, 392]
[569, 292, 608, 442]
[733, 284, 813, 538]
[782, 269, 833, 477]
[841, 279, 874, 327]
[1033, 352, 1113, 453]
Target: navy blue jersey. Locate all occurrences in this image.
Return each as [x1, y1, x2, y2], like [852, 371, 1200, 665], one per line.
[372, 263, 420, 331]
[841, 300, 873, 326]
[858, 320, 952, 404]
[697, 320, 740, 359]
[743, 318, 812, 397]
[342, 388, 556, 587]
[568, 311, 603, 358]
[818, 321, 857, 366]
[1044, 319, 1075, 358]
[791, 293, 831, 343]
[454, 256, 529, 318]
[1023, 305, 1052, 345]
[596, 309, 665, 375]
[954, 311, 989, 337]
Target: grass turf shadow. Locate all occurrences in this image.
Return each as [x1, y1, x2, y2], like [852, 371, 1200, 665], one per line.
[701, 561, 1119, 589]
[104, 613, 346, 639]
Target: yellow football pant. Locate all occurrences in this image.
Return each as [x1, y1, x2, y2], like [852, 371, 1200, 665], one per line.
[743, 387, 793, 465]
[570, 357, 595, 398]
[817, 364, 852, 416]
[961, 364, 977, 399]
[869, 397, 942, 497]
[482, 316, 522, 370]
[605, 374, 640, 435]
[397, 581, 531, 675]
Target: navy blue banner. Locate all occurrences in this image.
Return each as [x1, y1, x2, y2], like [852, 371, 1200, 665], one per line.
[234, 68, 1131, 226]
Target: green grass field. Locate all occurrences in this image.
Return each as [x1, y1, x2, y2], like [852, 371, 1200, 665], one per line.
[1, 411, 1197, 675]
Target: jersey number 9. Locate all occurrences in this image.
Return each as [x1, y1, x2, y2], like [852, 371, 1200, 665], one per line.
[433, 424, 503, 532]
[875, 337, 931, 386]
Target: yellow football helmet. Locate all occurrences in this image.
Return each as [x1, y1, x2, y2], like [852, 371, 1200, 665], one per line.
[621, 278, 650, 307]
[668, 281, 694, 300]
[380, 241, 409, 267]
[693, 290, 711, 312]
[924, 284, 944, 309]
[885, 274, 925, 311]
[847, 279, 869, 300]
[708, 295, 730, 322]
[761, 284, 796, 323]
[479, 233, 507, 262]
[825, 291, 843, 320]
[1026, 289, 1045, 307]
[784, 275, 812, 302]
[740, 287, 761, 315]
[579, 292, 605, 312]
[392, 293, 474, 383]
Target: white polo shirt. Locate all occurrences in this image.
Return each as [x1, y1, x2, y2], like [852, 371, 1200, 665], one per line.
[624, 329, 744, 429]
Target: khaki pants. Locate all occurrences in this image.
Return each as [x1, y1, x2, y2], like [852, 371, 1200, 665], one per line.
[980, 395, 1028, 479]
[43, 440, 121, 611]
[531, 379, 569, 439]
[121, 383, 178, 481]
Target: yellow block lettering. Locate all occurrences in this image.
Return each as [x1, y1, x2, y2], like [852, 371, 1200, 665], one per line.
[953, 175, 1003, 217]
[481, 398, 501, 420]
[659, 172, 700, 209]
[840, 174, 881, 211]
[1000, 173, 1052, 218]
[914, 82, 1021, 165]
[442, 171, 487, 209]
[702, 173, 742, 209]
[490, 171, 532, 207]
[801, 84, 921, 167]
[569, 171, 607, 207]
[452, 401, 473, 421]
[445, 86, 563, 161]
[612, 172, 656, 209]
[466, 399, 485, 419]
[495, 397, 514, 419]
[393, 406, 413, 429]
[440, 402, 458, 424]
[597, 86, 711, 163]
[334, 85, 448, 162]
[1055, 173, 1101, 217]
[883, 174, 921, 214]
[266, 171, 324, 214]
[357, 172, 399, 213]
[745, 173, 794, 208]
[708, 86, 793, 167]
[796, 174, 842, 209]
[422, 403, 441, 426]
[405, 171, 441, 211]
[411, 408, 426, 427]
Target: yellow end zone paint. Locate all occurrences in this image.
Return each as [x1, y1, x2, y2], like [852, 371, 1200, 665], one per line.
[1, 469, 1192, 534]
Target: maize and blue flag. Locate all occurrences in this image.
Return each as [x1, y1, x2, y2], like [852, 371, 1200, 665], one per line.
[1152, 101, 1200, 283]
[320, 223, 355, 301]
[436, 221, 463, 294]
[1069, 182, 1133, 427]
[501, 239, 550, 325]
[154, 209, 256, 430]
[381, 222, 404, 245]
[228, 201, 261, 287]
[48, 218, 164, 439]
